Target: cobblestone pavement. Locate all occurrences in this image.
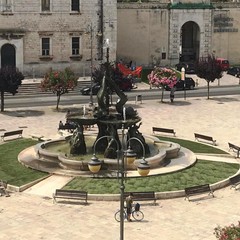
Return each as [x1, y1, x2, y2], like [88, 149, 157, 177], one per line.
[0, 73, 240, 240]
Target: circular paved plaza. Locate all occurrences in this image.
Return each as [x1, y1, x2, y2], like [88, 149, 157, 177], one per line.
[1, 74, 240, 240]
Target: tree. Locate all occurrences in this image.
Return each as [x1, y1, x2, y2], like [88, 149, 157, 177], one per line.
[195, 54, 223, 99]
[40, 68, 78, 110]
[147, 67, 177, 102]
[0, 66, 24, 112]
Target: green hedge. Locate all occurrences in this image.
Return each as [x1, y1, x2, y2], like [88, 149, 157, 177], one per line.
[141, 68, 153, 83]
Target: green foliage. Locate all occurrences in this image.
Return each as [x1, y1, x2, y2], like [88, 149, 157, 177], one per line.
[214, 222, 240, 240]
[40, 68, 78, 110]
[0, 66, 24, 111]
[65, 161, 239, 194]
[117, 0, 149, 2]
[141, 68, 153, 83]
[41, 67, 77, 94]
[195, 55, 222, 83]
[0, 137, 238, 192]
[0, 139, 47, 186]
[195, 54, 223, 99]
[0, 66, 24, 94]
[156, 136, 227, 154]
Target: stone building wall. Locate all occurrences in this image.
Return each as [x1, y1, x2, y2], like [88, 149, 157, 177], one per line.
[0, 0, 117, 77]
[117, 1, 240, 67]
[117, 2, 169, 67]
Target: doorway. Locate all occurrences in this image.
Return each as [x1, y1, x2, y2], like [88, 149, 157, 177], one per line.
[1, 44, 16, 67]
[180, 21, 200, 63]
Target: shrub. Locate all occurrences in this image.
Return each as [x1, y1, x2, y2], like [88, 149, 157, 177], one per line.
[214, 222, 240, 240]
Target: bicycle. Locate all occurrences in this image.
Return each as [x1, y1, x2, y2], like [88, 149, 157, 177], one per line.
[114, 205, 144, 222]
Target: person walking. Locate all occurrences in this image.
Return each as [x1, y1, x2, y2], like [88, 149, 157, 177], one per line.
[170, 87, 175, 103]
[125, 193, 133, 222]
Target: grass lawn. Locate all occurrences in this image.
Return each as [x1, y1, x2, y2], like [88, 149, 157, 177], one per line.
[0, 138, 48, 186]
[0, 138, 238, 193]
[65, 160, 239, 194]
[156, 136, 228, 154]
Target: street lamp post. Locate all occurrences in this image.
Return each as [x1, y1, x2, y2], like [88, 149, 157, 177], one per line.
[89, 23, 94, 106]
[88, 130, 150, 240]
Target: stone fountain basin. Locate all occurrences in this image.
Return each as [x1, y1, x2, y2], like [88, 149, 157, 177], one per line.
[33, 135, 181, 172]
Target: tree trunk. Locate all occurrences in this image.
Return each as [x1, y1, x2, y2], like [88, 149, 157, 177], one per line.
[56, 92, 61, 111]
[207, 81, 210, 99]
[1, 91, 4, 112]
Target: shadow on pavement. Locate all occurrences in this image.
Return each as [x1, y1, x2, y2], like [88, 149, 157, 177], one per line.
[1, 110, 45, 117]
[209, 97, 240, 103]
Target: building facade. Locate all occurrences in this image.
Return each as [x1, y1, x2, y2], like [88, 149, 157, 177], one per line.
[117, 0, 240, 67]
[0, 0, 117, 77]
[1, 0, 239, 77]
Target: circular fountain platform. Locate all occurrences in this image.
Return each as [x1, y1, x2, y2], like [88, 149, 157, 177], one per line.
[18, 135, 197, 177]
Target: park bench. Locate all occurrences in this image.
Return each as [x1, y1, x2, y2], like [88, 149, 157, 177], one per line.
[53, 189, 88, 204]
[58, 125, 76, 134]
[184, 184, 214, 201]
[124, 191, 157, 205]
[152, 127, 176, 137]
[58, 125, 77, 131]
[194, 133, 216, 145]
[228, 142, 240, 158]
[229, 174, 240, 190]
[0, 129, 23, 141]
[0, 180, 9, 197]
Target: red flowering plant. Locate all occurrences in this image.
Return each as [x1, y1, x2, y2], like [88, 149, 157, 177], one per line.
[41, 67, 78, 110]
[214, 222, 240, 240]
[148, 67, 177, 102]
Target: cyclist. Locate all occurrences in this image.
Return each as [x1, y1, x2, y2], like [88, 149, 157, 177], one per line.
[125, 193, 133, 222]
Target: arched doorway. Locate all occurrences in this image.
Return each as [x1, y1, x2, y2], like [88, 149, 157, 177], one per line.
[1, 44, 16, 67]
[180, 21, 200, 62]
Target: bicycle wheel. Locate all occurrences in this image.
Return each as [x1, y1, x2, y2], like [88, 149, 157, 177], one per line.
[114, 210, 126, 222]
[132, 210, 144, 221]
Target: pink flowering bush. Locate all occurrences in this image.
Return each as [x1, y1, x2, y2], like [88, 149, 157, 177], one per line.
[148, 67, 177, 102]
[214, 222, 240, 240]
[41, 67, 78, 110]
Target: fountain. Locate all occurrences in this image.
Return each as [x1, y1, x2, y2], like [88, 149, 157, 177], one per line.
[18, 47, 196, 177]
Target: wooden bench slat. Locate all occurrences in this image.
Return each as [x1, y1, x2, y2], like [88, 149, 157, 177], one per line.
[185, 184, 214, 201]
[228, 142, 240, 158]
[124, 191, 157, 204]
[194, 133, 216, 145]
[0, 130, 23, 141]
[53, 189, 88, 204]
[229, 174, 240, 189]
[152, 127, 176, 136]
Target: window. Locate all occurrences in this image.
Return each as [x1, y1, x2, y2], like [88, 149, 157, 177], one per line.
[162, 52, 166, 60]
[42, 38, 50, 56]
[41, 0, 50, 11]
[71, 0, 79, 12]
[1, 0, 12, 12]
[72, 37, 80, 55]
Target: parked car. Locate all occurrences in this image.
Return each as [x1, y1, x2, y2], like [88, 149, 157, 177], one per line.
[165, 77, 196, 91]
[80, 77, 134, 95]
[216, 58, 229, 71]
[116, 77, 134, 91]
[175, 62, 196, 74]
[227, 66, 240, 77]
[80, 83, 101, 95]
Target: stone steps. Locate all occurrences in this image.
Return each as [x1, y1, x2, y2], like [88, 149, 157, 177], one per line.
[5, 80, 91, 96]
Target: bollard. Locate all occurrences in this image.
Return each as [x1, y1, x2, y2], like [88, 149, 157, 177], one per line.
[135, 95, 142, 104]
